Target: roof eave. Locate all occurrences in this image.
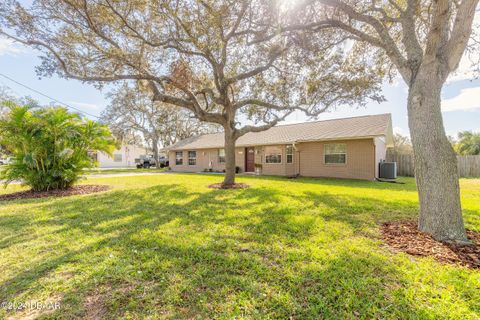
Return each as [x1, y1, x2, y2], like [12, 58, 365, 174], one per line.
[166, 135, 386, 151]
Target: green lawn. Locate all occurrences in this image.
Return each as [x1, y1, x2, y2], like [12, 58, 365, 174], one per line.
[0, 174, 479, 319]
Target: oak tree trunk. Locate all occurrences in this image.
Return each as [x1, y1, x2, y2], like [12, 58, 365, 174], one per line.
[407, 65, 468, 243]
[223, 129, 237, 187]
[152, 137, 160, 169]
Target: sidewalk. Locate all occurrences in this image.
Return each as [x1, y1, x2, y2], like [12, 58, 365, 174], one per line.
[0, 171, 173, 184]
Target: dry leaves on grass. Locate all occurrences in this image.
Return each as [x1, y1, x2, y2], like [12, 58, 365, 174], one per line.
[0, 185, 110, 201]
[382, 221, 480, 269]
[83, 283, 134, 320]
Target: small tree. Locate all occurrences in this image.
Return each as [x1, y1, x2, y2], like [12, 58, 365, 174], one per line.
[392, 133, 413, 158]
[0, 103, 116, 191]
[455, 131, 480, 155]
[0, 86, 14, 113]
[0, 0, 383, 187]
[108, 128, 144, 147]
[102, 83, 219, 167]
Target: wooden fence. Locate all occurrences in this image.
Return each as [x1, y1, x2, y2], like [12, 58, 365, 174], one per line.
[386, 153, 480, 177]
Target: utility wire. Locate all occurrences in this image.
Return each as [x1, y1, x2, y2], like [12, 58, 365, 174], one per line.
[0, 72, 102, 119]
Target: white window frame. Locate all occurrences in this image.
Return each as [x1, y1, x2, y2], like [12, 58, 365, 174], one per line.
[188, 151, 197, 166]
[286, 145, 293, 164]
[324, 143, 347, 165]
[218, 148, 225, 163]
[264, 146, 282, 164]
[175, 151, 183, 165]
[113, 154, 122, 162]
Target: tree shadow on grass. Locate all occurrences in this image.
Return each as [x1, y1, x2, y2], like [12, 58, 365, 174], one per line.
[0, 184, 288, 318]
[0, 182, 478, 319]
[240, 173, 419, 192]
[294, 247, 480, 319]
[299, 191, 419, 230]
[177, 172, 419, 193]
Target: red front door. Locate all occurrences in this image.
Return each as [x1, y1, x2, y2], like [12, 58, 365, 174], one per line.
[245, 147, 255, 172]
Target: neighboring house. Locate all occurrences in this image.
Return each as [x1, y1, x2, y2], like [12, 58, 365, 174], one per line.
[166, 114, 393, 180]
[94, 144, 147, 168]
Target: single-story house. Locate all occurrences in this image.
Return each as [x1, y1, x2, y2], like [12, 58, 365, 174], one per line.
[93, 144, 147, 168]
[166, 114, 393, 180]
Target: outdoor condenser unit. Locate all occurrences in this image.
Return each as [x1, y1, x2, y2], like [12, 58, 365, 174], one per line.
[379, 161, 397, 179]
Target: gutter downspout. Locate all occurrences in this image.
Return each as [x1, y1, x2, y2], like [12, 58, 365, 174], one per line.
[292, 142, 300, 176]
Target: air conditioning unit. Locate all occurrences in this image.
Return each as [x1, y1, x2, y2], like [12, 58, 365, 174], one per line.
[379, 161, 397, 179]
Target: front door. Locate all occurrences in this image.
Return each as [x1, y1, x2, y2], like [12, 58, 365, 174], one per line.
[245, 147, 255, 172]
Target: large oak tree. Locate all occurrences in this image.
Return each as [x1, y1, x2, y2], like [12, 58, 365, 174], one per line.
[291, 0, 479, 243]
[0, 0, 383, 186]
[103, 83, 219, 167]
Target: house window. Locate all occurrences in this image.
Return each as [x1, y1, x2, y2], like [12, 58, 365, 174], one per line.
[286, 145, 293, 163]
[188, 151, 197, 165]
[175, 151, 183, 165]
[113, 154, 122, 162]
[218, 149, 225, 163]
[324, 144, 346, 164]
[265, 146, 282, 164]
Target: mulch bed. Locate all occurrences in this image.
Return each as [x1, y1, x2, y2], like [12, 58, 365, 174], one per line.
[208, 183, 250, 189]
[381, 221, 480, 269]
[0, 184, 110, 201]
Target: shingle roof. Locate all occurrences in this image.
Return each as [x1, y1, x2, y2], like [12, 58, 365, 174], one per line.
[167, 113, 393, 150]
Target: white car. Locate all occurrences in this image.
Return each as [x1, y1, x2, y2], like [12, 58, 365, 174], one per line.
[0, 157, 13, 165]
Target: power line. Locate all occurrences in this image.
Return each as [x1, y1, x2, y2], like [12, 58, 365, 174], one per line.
[0, 72, 102, 119]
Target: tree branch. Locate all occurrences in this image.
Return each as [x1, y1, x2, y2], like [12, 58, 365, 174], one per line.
[225, 46, 287, 85]
[147, 81, 225, 125]
[316, 0, 412, 83]
[235, 110, 294, 138]
[445, 0, 480, 71]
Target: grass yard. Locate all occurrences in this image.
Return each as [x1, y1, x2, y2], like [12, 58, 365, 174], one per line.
[0, 174, 479, 319]
[83, 167, 168, 175]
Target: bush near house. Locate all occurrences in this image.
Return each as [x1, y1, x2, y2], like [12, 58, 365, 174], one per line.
[0, 103, 115, 191]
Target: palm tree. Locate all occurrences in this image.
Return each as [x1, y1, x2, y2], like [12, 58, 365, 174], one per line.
[0, 103, 116, 191]
[455, 131, 480, 156]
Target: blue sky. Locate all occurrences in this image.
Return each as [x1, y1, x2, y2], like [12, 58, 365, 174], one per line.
[0, 37, 479, 138]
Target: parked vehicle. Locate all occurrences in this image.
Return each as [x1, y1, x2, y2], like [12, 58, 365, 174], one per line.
[135, 155, 156, 168]
[0, 157, 13, 165]
[158, 156, 169, 168]
[135, 155, 169, 168]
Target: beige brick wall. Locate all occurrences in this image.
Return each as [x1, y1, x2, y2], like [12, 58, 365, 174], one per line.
[168, 138, 378, 180]
[296, 139, 376, 180]
[169, 148, 245, 173]
[255, 145, 294, 176]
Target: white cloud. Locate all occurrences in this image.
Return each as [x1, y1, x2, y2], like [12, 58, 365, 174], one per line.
[442, 87, 480, 112]
[393, 126, 407, 136]
[446, 130, 459, 139]
[0, 37, 28, 56]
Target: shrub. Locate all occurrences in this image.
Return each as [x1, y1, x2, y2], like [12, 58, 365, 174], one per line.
[0, 103, 116, 191]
